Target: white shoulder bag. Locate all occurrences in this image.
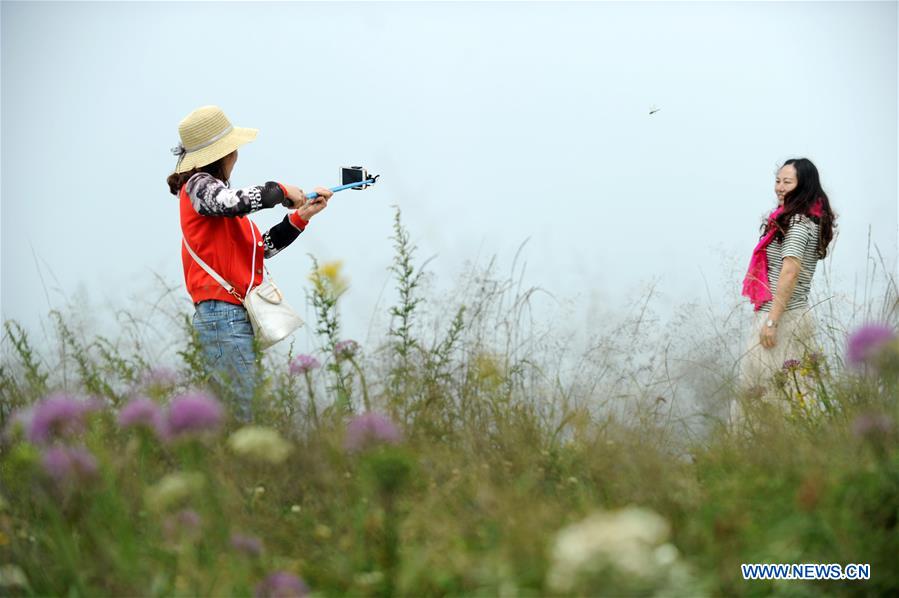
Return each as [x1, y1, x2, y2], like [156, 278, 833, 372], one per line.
[183, 224, 303, 350]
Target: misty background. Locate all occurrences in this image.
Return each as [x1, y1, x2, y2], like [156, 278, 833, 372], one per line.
[2, 2, 897, 400]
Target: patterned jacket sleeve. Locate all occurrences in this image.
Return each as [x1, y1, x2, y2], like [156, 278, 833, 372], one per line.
[186, 172, 286, 217]
[262, 212, 308, 259]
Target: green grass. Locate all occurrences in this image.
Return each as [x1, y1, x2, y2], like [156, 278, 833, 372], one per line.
[1, 209, 897, 597]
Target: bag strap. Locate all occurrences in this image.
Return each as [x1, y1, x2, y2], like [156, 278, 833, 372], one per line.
[247, 218, 257, 296]
[182, 237, 244, 301]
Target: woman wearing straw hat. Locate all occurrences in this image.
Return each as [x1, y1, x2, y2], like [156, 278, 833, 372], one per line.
[733, 158, 836, 423]
[167, 105, 333, 422]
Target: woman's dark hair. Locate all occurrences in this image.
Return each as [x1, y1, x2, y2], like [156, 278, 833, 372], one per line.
[762, 157, 837, 259]
[166, 154, 230, 195]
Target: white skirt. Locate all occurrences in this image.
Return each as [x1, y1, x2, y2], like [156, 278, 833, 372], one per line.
[731, 308, 819, 424]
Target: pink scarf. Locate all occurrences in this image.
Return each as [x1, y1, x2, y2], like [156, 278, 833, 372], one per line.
[742, 201, 823, 311]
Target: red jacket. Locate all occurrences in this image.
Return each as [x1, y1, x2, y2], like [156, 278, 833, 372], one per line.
[180, 184, 264, 305]
[179, 174, 307, 306]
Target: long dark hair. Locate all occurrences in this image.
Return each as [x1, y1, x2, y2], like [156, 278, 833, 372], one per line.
[763, 158, 836, 259]
[166, 155, 230, 195]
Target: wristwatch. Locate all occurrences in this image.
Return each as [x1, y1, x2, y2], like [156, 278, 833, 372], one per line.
[765, 319, 778, 329]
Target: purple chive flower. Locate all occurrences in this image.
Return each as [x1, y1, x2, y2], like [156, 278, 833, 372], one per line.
[846, 324, 896, 368]
[28, 393, 101, 445]
[782, 359, 801, 372]
[852, 412, 894, 441]
[139, 367, 180, 391]
[176, 508, 202, 528]
[289, 355, 321, 376]
[118, 397, 167, 436]
[166, 391, 223, 438]
[163, 509, 203, 541]
[344, 412, 403, 453]
[255, 572, 309, 598]
[231, 533, 265, 557]
[333, 340, 360, 361]
[42, 445, 99, 487]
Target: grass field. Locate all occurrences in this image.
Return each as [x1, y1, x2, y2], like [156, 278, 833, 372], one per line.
[2, 211, 897, 597]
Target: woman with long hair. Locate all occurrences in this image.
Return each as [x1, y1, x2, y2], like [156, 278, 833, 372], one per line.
[167, 105, 333, 422]
[735, 158, 837, 419]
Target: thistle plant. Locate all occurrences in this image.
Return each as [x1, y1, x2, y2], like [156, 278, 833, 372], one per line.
[345, 412, 410, 597]
[846, 323, 896, 369]
[3, 320, 49, 410]
[845, 323, 899, 392]
[166, 391, 224, 440]
[308, 257, 354, 411]
[409, 305, 467, 424]
[308, 257, 348, 351]
[178, 312, 212, 388]
[801, 351, 833, 413]
[27, 393, 101, 445]
[429, 305, 466, 382]
[94, 335, 142, 390]
[229, 532, 265, 558]
[118, 397, 167, 438]
[255, 572, 309, 597]
[388, 208, 424, 362]
[289, 354, 322, 426]
[386, 207, 432, 418]
[117, 396, 167, 485]
[135, 367, 180, 401]
[334, 340, 370, 412]
[772, 357, 818, 421]
[41, 445, 99, 493]
[50, 311, 118, 404]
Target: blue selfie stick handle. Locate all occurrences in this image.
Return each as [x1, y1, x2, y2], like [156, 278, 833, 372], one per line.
[305, 179, 377, 201]
[282, 178, 377, 206]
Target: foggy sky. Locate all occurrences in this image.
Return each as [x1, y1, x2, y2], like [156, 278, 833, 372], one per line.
[2, 1, 896, 355]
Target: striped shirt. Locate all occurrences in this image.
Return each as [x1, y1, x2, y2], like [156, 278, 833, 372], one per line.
[760, 213, 821, 313]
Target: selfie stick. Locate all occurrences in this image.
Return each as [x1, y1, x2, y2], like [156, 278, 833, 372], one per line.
[281, 175, 379, 207]
[307, 177, 379, 200]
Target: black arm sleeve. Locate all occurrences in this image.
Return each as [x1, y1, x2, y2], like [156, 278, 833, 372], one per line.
[262, 215, 303, 258]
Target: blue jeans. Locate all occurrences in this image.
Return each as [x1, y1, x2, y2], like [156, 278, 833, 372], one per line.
[192, 300, 258, 423]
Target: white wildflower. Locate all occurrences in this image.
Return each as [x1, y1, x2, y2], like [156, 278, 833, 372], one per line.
[227, 426, 292, 465]
[0, 564, 30, 591]
[145, 472, 205, 512]
[547, 506, 675, 592]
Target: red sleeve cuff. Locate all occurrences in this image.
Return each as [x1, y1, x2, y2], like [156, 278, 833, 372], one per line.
[289, 211, 308, 231]
[277, 183, 289, 201]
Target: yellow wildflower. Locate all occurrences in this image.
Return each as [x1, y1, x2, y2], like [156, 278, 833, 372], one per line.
[310, 260, 349, 298]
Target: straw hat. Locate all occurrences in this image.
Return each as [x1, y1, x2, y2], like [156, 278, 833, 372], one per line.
[172, 105, 258, 173]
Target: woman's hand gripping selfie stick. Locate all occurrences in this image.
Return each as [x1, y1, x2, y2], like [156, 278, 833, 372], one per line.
[281, 171, 380, 207]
